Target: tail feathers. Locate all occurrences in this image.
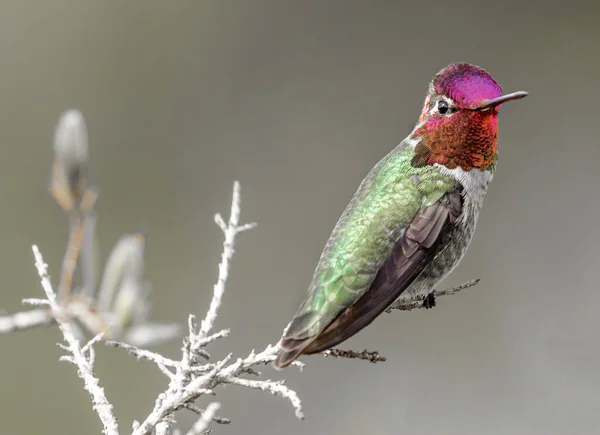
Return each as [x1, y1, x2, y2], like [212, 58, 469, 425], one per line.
[272, 337, 315, 370]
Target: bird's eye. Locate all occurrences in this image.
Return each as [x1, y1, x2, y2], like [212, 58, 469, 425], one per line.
[437, 100, 449, 114]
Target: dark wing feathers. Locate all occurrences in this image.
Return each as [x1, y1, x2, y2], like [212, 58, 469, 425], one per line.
[275, 189, 463, 366]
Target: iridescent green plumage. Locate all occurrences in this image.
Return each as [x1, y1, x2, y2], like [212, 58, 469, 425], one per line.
[273, 141, 460, 367]
[296, 143, 456, 337]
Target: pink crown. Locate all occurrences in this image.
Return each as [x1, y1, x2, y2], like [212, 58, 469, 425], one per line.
[433, 63, 502, 109]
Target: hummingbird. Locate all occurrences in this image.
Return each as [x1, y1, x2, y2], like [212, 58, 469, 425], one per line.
[273, 62, 527, 369]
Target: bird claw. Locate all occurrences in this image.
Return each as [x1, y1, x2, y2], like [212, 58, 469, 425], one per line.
[422, 292, 436, 309]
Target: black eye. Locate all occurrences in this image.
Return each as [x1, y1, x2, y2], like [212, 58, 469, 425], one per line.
[437, 100, 449, 114]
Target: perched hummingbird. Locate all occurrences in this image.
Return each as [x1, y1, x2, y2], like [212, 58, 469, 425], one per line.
[273, 62, 527, 369]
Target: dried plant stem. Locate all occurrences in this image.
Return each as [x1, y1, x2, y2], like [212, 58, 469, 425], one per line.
[58, 214, 84, 300]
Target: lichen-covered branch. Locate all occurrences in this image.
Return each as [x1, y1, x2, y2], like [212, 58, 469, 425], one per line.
[116, 182, 302, 435]
[31, 245, 119, 435]
[0, 308, 54, 334]
[322, 348, 387, 363]
[185, 402, 221, 435]
[198, 181, 257, 340]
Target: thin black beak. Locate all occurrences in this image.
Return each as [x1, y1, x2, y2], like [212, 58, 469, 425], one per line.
[476, 91, 528, 110]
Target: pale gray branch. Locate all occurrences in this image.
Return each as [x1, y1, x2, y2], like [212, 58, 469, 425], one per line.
[105, 340, 179, 368]
[185, 402, 220, 435]
[322, 348, 387, 363]
[182, 404, 230, 425]
[199, 181, 257, 340]
[0, 308, 53, 334]
[121, 182, 303, 435]
[32, 245, 119, 435]
[386, 279, 480, 312]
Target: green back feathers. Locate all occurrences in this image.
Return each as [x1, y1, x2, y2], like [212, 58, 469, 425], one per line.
[286, 143, 457, 339]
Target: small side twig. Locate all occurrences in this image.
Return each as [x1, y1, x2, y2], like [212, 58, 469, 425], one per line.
[225, 376, 303, 417]
[182, 404, 230, 425]
[386, 279, 480, 312]
[0, 308, 54, 334]
[105, 340, 179, 368]
[185, 402, 221, 435]
[322, 348, 387, 363]
[198, 181, 257, 340]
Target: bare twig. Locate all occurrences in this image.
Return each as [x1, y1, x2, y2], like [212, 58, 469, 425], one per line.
[22, 298, 51, 306]
[185, 402, 221, 435]
[198, 181, 257, 340]
[0, 297, 108, 336]
[129, 341, 306, 433]
[386, 279, 480, 312]
[0, 308, 54, 334]
[195, 329, 230, 348]
[322, 348, 387, 363]
[105, 340, 179, 368]
[32, 245, 118, 435]
[226, 376, 303, 417]
[182, 404, 230, 425]
[121, 182, 303, 435]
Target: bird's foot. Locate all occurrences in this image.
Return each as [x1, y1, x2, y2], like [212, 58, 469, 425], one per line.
[422, 292, 436, 309]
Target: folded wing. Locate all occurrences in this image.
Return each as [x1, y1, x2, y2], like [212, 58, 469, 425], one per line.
[274, 189, 462, 368]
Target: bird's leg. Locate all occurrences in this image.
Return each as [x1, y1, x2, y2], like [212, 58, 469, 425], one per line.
[422, 292, 436, 309]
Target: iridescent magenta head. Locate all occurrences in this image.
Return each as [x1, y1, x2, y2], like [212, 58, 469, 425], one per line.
[434, 63, 502, 109]
[412, 62, 527, 171]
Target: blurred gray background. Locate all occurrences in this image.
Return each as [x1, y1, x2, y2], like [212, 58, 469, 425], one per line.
[0, 0, 599, 434]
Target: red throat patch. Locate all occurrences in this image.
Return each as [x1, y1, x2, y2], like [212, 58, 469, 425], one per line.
[411, 110, 499, 171]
